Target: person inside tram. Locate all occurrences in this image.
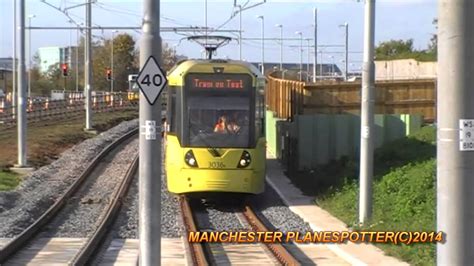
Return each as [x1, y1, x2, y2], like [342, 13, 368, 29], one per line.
[214, 115, 228, 133]
[227, 113, 241, 134]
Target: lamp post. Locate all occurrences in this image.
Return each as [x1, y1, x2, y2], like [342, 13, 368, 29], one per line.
[318, 49, 323, 78]
[276, 24, 283, 70]
[27, 14, 35, 98]
[13, 0, 17, 113]
[111, 30, 118, 93]
[237, 5, 243, 60]
[75, 23, 83, 92]
[256, 15, 264, 74]
[69, 20, 77, 92]
[313, 8, 317, 82]
[306, 38, 311, 82]
[339, 22, 349, 81]
[340, 59, 346, 79]
[295, 31, 303, 81]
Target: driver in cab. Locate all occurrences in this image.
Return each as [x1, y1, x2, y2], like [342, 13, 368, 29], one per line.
[214, 115, 240, 134]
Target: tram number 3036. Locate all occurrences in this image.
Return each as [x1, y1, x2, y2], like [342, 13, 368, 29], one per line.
[209, 162, 226, 168]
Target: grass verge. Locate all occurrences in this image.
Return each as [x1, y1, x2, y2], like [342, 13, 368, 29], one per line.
[288, 126, 436, 265]
[0, 171, 20, 191]
[0, 110, 138, 185]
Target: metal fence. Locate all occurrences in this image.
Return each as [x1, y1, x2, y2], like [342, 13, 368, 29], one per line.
[273, 113, 423, 171]
[0, 92, 138, 129]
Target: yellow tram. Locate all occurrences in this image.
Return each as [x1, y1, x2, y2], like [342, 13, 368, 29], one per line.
[165, 59, 266, 194]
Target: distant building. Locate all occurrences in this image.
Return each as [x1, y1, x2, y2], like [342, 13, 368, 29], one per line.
[38, 46, 77, 73]
[250, 62, 342, 80]
[0, 57, 17, 72]
[0, 58, 16, 93]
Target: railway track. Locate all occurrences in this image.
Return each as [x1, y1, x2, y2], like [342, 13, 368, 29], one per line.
[0, 129, 139, 265]
[179, 196, 301, 266]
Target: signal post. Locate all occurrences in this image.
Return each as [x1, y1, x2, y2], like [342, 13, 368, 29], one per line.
[62, 63, 68, 90]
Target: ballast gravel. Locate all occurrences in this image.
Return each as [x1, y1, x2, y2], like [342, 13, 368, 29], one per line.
[112, 165, 182, 239]
[251, 183, 313, 234]
[0, 119, 138, 238]
[193, 199, 248, 232]
[41, 137, 139, 238]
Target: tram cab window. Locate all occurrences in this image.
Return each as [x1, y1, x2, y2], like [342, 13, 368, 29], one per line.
[187, 97, 250, 148]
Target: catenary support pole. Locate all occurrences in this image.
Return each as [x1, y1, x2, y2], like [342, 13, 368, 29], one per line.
[239, 5, 242, 60]
[257, 16, 265, 74]
[139, 0, 162, 264]
[306, 39, 310, 82]
[111, 31, 115, 93]
[296, 31, 303, 81]
[319, 50, 323, 78]
[313, 8, 317, 82]
[84, 0, 93, 131]
[28, 16, 32, 98]
[344, 22, 349, 81]
[437, 0, 474, 264]
[276, 24, 283, 70]
[358, 0, 375, 225]
[13, 0, 17, 116]
[16, 0, 27, 167]
[76, 26, 79, 92]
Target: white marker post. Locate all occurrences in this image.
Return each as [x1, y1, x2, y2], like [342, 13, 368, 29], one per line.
[138, 0, 167, 264]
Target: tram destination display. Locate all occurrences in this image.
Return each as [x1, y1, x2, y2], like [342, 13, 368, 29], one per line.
[186, 74, 252, 91]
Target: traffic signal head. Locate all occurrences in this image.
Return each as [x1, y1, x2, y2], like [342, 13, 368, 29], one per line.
[106, 69, 112, 81]
[62, 64, 68, 77]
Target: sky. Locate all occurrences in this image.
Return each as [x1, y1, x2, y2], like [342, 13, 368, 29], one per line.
[0, 0, 437, 72]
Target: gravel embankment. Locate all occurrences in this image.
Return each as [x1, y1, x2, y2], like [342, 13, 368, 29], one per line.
[0, 119, 138, 238]
[41, 137, 139, 238]
[87, 144, 182, 265]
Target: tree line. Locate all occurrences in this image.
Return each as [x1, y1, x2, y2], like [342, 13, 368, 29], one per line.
[375, 19, 437, 62]
[30, 33, 181, 97]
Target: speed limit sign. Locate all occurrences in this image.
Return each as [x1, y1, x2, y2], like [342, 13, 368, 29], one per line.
[136, 56, 168, 105]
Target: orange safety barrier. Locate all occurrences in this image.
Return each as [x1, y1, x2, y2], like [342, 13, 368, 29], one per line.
[27, 99, 33, 112]
[44, 99, 49, 110]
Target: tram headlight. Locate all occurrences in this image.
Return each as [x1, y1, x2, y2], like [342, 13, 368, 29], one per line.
[237, 151, 251, 168]
[185, 150, 199, 167]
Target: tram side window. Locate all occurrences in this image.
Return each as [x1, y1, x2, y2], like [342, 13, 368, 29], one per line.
[255, 88, 265, 138]
[168, 88, 177, 133]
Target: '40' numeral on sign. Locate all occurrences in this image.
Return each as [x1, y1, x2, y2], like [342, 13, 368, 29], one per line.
[141, 74, 163, 86]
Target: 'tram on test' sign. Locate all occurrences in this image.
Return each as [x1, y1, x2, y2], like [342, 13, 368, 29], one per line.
[459, 119, 474, 151]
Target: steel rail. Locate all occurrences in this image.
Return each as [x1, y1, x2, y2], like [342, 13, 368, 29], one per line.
[72, 154, 139, 265]
[179, 196, 210, 266]
[242, 205, 301, 266]
[0, 128, 138, 263]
